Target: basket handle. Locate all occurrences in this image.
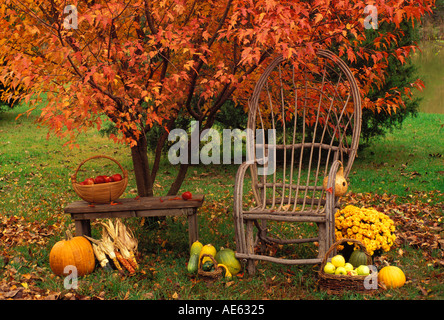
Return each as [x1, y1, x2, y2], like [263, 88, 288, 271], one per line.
[199, 254, 218, 269]
[320, 238, 372, 271]
[71, 155, 127, 183]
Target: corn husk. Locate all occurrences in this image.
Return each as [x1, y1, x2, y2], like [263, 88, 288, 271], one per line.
[116, 219, 139, 270]
[85, 232, 121, 271]
[92, 243, 111, 269]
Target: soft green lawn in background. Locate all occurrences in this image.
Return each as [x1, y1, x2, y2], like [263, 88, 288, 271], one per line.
[0, 104, 443, 300]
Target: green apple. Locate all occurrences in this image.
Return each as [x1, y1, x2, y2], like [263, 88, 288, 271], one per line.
[335, 266, 347, 275]
[344, 263, 354, 272]
[323, 262, 336, 274]
[356, 265, 370, 276]
[331, 255, 345, 268]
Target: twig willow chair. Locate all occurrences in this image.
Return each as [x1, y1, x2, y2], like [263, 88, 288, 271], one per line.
[233, 50, 362, 275]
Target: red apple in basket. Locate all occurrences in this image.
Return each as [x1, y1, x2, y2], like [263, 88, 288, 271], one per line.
[94, 175, 106, 184]
[111, 173, 122, 182]
[103, 175, 113, 183]
[83, 178, 94, 185]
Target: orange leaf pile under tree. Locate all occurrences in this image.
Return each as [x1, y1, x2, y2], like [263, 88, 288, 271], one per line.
[0, 0, 435, 196]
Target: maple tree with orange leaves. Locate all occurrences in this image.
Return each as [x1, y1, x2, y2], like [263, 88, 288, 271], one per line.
[0, 0, 435, 196]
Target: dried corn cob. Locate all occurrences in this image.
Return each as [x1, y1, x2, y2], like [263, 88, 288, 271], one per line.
[115, 250, 135, 275]
[116, 219, 139, 270]
[100, 231, 122, 271]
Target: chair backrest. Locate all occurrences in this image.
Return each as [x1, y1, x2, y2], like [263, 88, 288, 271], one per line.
[247, 50, 361, 213]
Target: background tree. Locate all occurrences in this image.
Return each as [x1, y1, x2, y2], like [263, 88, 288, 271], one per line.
[0, 58, 22, 113]
[353, 20, 423, 143]
[0, 0, 435, 196]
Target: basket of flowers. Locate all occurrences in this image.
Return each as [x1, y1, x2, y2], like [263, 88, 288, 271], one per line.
[71, 155, 128, 204]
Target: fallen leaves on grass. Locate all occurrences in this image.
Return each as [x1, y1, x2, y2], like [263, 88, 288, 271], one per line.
[0, 215, 57, 250]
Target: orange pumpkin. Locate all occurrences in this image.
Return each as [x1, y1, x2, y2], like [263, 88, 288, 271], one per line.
[378, 266, 406, 289]
[49, 230, 95, 277]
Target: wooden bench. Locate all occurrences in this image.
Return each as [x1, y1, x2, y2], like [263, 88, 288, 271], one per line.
[64, 195, 204, 246]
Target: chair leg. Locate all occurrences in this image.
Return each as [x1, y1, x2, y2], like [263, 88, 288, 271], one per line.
[246, 220, 256, 275]
[255, 220, 267, 254]
[317, 222, 327, 259]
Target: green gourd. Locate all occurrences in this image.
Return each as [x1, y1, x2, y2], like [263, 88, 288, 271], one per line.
[348, 249, 368, 268]
[215, 248, 242, 276]
[187, 240, 203, 274]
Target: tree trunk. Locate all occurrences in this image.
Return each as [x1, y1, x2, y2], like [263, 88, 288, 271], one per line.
[130, 133, 153, 197]
[167, 162, 190, 196]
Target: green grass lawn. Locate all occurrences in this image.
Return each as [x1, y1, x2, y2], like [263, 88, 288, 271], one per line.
[0, 104, 443, 301]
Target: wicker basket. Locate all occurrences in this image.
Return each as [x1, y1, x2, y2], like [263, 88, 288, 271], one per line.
[318, 238, 379, 294]
[197, 254, 223, 280]
[71, 155, 128, 204]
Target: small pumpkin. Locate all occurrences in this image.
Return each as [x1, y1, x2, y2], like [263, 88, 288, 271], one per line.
[348, 249, 369, 268]
[49, 230, 95, 277]
[378, 266, 406, 289]
[190, 240, 203, 256]
[323, 165, 348, 196]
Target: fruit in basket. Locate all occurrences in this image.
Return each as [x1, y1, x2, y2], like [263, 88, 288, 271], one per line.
[344, 263, 354, 272]
[103, 175, 113, 183]
[331, 254, 345, 268]
[111, 173, 122, 182]
[94, 175, 107, 184]
[378, 266, 405, 289]
[348, 269, 358, 276]
[349, 249, 368, 268]
[49, 230, 95, 277]
[335, 266, 347, 275]
[323, 262, 336, 274]
[214, 248, 242, 276]
[356, 265, 370, 276]
[81, 178, 94, 185]
[202, 260, 214, 272]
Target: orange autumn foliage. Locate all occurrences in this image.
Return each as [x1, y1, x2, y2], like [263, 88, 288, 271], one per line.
[0, 0, 434, 194]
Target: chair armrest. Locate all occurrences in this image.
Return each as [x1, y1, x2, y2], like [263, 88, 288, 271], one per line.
[233, 161, 255, 212]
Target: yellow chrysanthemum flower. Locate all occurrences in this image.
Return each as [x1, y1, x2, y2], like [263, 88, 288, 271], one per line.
[335, 205, 396, 256]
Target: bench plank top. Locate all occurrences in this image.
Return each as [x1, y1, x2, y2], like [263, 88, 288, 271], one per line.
[64, 194, 205, 214]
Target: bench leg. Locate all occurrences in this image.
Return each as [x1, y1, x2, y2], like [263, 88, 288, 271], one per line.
[74, 219, 92, 237]
[187, 209, 199, 246]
